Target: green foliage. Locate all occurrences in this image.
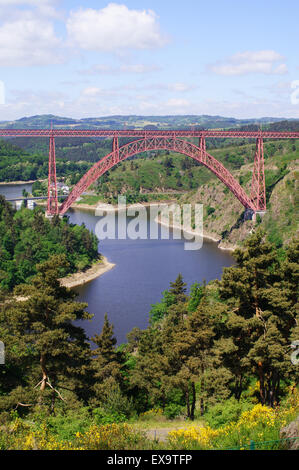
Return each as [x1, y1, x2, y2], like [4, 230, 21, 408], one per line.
[45, 407, 92, 441]
[0, 196, 99, 291]
[188, 282, 204, 312]
[149, 290, 176, 325]
[92, 408, 126, 425]
[163, 403, 183, 420]
[206, 206, 216, 216]
[0, 255, 92, 414]
[203, 398, 253, 428]
[0, 139, 92, 182]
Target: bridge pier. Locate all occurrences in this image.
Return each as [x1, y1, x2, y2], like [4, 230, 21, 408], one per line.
[46, 127, 58, 216]
[244, 208, 266, 222]
[250, 134, 266, 212]
[252, 210, 266, 222]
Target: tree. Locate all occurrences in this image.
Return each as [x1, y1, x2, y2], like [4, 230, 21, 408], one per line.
[169, 273, 187, 303]
[161, 287, 229, 419]
[129, 325, 172, 411]
[188, 282, 205, 312]
[149, 290, 176, 325]
[219, 230, 297, 406]
[0, 254, 92, 413]
[91, 314, 124, 404]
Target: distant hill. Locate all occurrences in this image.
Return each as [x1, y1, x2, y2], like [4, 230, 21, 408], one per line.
[0, 114, 293, 130]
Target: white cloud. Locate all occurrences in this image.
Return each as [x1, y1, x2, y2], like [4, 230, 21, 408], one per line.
[120, 64, 160, 74]
[165, 98, 190, 107]
[0, 10, 64, 66]
[231, 50, 283, 63]
[79, 63, 161, 75]
[66, 3, 167, 52]
[168, 83, 195, 92]
[0, 0, 60, 19]
[209, 50, 288, 76]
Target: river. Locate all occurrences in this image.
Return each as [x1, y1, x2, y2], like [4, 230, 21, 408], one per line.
[0, 183, 234, 344]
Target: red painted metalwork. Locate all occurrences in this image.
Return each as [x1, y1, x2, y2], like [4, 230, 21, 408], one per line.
[47, 131, 58, 216]
[59, 137, 255, 216]
[250, 135, 266, 211]
[112, 135, 119, 165]
[0, 129, 299, 139]
[1, 128, 298, 215]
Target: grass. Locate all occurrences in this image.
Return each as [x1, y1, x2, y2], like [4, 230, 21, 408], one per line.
[77, 195, 102, 205]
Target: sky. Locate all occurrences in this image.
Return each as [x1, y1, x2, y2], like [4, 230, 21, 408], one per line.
[0, 0, 299, 120]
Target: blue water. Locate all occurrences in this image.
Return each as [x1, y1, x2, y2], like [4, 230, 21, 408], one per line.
[0, 184, 234, 344]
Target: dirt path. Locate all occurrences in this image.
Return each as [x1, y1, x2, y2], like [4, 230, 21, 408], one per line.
[145, 428, 174, 443]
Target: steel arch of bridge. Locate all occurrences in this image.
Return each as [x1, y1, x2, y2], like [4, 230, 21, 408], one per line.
[59, 136, 256, 216]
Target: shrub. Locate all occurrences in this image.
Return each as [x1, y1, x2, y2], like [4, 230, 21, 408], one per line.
[168, 402, 299, 450]
[92, 408, 126, 425]
[163, 404, 182, 420]
[203, 398, 253, 429]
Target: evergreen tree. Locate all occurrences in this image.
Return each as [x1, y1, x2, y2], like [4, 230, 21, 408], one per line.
[220, 230, 297, 406]
[91, 314, 124, 405]
[161, 289, 228, 419]
[169, 273, 187, 303]
[0, 254, 92, 413]
[188, 281, 205, 312]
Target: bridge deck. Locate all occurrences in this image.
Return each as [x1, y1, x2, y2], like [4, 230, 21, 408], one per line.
[0, 129, 298, 139]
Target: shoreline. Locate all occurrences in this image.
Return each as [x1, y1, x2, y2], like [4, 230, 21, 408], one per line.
[59, 255, 115, 289]
[155, 214, 236, 252]
[72, 200, 174, 212]
[0, 179, 37, 185]
[37, 199, 237, 252]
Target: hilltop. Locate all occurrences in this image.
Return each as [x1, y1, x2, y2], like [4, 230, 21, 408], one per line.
[0, 113, 288, 130]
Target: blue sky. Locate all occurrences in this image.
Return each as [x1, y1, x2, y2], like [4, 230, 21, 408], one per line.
[0, 0, 298, 120]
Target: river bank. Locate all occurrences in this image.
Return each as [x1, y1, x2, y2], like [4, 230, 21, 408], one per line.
[0, 179, 41, 185]
[155, 214, 236, 252]
[60, 200, 237, 252]
[59, 256, 115, 289]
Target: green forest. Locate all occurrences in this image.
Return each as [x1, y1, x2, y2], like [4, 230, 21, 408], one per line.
[0, 196, 99, 291]
[0, 231, 298, 450]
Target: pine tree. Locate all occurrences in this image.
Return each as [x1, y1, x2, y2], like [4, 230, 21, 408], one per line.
[169, 273, 187, 303]
[0, 254, 92, 413]
[129, 325, 171, 410]
[219, 230, 297, 406]
[162, 289, 228, 419]
[91, 314, 124, 404]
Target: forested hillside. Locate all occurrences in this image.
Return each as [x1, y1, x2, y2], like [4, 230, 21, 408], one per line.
[0, 196, 99, 291]
[0, 233, 298, 450]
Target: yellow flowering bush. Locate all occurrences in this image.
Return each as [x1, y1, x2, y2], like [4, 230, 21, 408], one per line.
[168, 425, 220, 450]
[168, 400, 299, 450]
[139, 408, 164, 421]
[1, 422, 152, 450]
[71, 423, 149, 450]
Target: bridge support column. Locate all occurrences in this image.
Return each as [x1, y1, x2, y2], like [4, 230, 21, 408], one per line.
[199, 136, 206, 162]
[47, 131, 58, 216]
[112, 135, 119, 164]
[250, 135, 266, 212]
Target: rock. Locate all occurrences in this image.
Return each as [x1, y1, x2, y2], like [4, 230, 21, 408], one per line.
[280, 416, 299, 449]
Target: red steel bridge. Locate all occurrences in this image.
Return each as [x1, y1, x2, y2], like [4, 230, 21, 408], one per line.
[0, 128, 298, 216]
